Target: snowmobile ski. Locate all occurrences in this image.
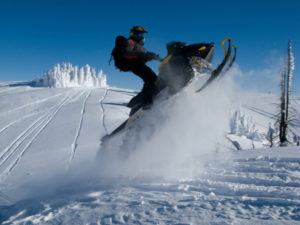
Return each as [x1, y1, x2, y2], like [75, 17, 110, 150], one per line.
[223, 44, 237, 74]
[195, 37, 232, 93]
[101, 107, 146, 142]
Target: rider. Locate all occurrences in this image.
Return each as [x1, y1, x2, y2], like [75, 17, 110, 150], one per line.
[121, 26, 161, 108]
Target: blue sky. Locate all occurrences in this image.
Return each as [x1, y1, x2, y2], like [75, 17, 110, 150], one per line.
[0, 0, 299, 94]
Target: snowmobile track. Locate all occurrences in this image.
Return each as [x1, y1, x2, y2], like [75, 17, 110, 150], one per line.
[0, 92, 67, 117]
[70, 90, 92, 161]
[99, 88, 109, 135]
[0, 87, 53, 98]
[0, 112, 39, 136]
[0, 91, 83, 179]
[0, 92, 74, 136]
[0, 94, 73, 164]
[0, 87, 23, 95]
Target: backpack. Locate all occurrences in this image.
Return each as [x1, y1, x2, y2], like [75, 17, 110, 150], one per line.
[110, 35, 133, 71]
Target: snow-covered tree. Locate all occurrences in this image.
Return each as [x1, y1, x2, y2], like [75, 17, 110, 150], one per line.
[34, 63, 107, 88]
[267, 123, 275, 147]
[229, 110, 265, 144]
[279, 40, 295, 146]
[230, 110, 239, 134]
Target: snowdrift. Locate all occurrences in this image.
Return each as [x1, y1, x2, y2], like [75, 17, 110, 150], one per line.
[34, 63, 107, 88]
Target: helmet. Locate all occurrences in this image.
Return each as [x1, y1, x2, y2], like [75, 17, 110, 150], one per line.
[130, 26, 148, 44]
[130, 26, 148, 34]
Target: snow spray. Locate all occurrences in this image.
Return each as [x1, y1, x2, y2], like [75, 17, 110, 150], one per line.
[97, 73, 236, 180]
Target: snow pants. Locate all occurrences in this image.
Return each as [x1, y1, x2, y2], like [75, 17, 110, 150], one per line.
[127, 63, 157, 107]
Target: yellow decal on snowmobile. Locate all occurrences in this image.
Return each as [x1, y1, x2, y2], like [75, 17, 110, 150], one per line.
[198, 46, 207, 51]
[158, 54, 173, 72]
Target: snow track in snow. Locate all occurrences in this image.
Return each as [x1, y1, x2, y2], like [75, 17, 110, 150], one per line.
[0, 90, 83, 179]
[0, 92, 72, 136]
[0, 87, 51, 98]
[99, 88, 109, 135]
[0, 191, 12, 205]
[0, 112, 38, 136]
[70, 90, 92, 161]
[0, 86, 23, 95]
[0, 92, 67, 117]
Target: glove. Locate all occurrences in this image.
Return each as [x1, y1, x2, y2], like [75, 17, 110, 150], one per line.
[147, 52, 161, 61]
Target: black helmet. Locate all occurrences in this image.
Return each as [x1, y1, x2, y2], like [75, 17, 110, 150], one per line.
[130, 26, 148, 44]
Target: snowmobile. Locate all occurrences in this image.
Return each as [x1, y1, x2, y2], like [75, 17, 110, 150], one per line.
[101, 37, 236, 142]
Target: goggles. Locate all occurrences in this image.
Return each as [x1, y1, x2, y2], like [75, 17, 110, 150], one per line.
[136, 31, 145, 38]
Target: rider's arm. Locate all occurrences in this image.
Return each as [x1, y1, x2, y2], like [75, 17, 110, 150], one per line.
[122, 39, 159, 61]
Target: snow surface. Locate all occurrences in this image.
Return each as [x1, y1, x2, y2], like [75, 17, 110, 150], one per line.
[0, 81, 300, 224]
[34, 63, 107, 88]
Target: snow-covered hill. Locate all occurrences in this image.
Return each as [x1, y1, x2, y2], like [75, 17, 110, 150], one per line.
[0, 82, 300, 224]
